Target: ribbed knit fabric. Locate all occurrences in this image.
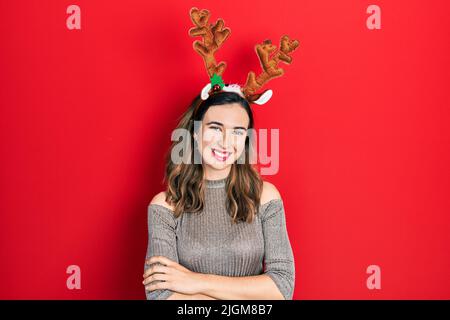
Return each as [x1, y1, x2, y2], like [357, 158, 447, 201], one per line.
[144, 177, 295, 300]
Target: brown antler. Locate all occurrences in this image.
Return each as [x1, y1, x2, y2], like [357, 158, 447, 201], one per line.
[189, 7, 231, 78]
[242, 35, 299, 100]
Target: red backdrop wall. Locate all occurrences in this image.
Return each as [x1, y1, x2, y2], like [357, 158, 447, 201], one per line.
[1, 0, 449, 299]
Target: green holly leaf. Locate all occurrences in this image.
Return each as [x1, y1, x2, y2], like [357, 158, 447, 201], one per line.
[210, 74, 225, 89]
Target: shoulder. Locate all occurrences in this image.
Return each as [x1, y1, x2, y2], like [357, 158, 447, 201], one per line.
[261, 181, 282, 205]
[149, 191, 175, 212]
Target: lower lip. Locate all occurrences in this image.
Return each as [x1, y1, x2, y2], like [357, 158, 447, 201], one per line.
[212, 149, 231, 162]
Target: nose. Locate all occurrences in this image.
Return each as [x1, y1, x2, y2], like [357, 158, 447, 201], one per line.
[218, 129, 234, 150]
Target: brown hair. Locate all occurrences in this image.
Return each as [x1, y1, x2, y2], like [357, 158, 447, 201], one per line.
[163, 91, 263, 224]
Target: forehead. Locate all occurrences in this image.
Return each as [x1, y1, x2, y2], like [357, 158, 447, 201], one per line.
[203, 103, 250, 128]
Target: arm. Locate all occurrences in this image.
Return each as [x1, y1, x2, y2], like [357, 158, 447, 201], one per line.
[144, 202, 178, 300]
[196, 273, 285, 300]
[196, 198, 296, 300]
[167, 292, 217, 300]
[145, 199, 217, 300]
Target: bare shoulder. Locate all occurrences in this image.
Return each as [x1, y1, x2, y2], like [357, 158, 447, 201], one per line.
[150, 191, 175, 211]
[261, 181, 282, 205]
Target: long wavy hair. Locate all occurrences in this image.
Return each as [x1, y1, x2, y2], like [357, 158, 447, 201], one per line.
[163, 91, 263, 224]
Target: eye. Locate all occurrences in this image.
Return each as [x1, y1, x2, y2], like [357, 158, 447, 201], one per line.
[209, 126, 222, 131]
[233, 129, 245, 136]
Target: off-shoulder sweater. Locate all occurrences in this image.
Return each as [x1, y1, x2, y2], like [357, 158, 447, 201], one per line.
[144, 177, 295, 300]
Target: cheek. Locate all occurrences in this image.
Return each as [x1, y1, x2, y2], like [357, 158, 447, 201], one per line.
[201, 130, 221, 147]
[232, 136, 247, 154]
[237, 142, 246, 154]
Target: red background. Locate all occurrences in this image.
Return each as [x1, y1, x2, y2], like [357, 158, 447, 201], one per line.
[1, 0, 449, 299]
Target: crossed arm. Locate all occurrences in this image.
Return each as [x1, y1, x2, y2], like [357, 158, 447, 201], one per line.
[170, 273, 284, 300]
[144, 255, 285, 300]
[167, 274, 283, 300]
[144, 187, 295, 300]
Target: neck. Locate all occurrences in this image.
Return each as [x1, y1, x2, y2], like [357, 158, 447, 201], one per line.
[203, 164, 231, 181]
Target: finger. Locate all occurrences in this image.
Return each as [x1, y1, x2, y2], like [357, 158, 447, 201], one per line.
[146, 256, 166, 265]
[143, 264, 170, 278]
[145, 280, 171, 292]
[146, 255, 176, 267]
[142, 273, 168, 286]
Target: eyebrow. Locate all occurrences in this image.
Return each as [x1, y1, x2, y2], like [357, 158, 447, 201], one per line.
[206, 121, 247, 131]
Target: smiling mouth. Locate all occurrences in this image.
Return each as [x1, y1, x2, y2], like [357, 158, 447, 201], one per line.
[211, 148, 231, 162]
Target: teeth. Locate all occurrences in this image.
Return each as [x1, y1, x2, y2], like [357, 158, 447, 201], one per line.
[213, 149, 229, 158]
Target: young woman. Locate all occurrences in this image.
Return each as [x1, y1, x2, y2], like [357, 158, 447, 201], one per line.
[142, 90, 295, 300]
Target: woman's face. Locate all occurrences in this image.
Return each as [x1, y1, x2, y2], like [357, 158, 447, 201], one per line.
[194, 103, 250, 170]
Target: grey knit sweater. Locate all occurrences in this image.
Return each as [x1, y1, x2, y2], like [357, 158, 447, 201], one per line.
[144, 177, 295, 300]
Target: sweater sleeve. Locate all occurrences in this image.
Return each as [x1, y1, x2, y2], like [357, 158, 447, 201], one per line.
[260, 199, 296, 300]
[144, 203, 178, 300]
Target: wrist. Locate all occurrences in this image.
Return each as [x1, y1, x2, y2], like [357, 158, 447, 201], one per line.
[194, 272, 212, 295]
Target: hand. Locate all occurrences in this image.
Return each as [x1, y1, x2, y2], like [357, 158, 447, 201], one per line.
[143, 256, 204, 295]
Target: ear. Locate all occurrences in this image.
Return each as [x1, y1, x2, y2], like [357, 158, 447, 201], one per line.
[252, 89, 273, 105]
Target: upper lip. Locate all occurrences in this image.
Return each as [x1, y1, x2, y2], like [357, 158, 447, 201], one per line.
[212, 148, 231, 154]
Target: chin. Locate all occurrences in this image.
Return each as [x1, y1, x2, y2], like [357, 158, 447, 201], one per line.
[206, 161, 232, 170]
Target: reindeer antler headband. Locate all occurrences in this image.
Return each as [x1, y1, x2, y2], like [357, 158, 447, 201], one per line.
[189, 7, 300, 105]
